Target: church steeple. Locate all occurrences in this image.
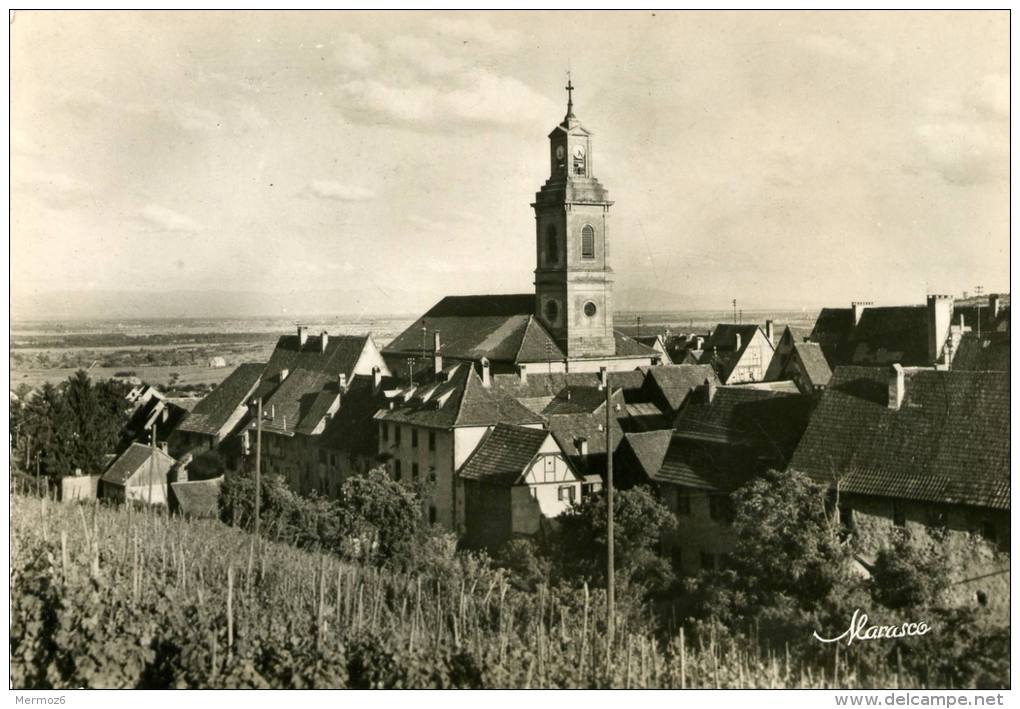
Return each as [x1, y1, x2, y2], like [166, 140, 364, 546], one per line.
[532, 78, 616, 359]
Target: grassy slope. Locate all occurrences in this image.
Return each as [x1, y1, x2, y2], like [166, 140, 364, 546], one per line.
[10, 494, 911, 689]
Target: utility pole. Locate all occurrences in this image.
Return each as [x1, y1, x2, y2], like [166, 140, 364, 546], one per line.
[604, 367, 615, 646]
[148, 421, 157, 506]
[732, 299, 737, 323]
[975, 286, 984, 338]
[254, 397, 263, 537]
[637, 315, 642, 338]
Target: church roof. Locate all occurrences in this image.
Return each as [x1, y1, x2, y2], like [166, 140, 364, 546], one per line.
[384, 294, 659, 364]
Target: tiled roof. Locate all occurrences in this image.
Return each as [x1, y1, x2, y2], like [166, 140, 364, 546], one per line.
[385, 294, 659, 364]
[643, 364, 718, 411]
[458, 424, 552, 486]
[673, 386, 812, 462]
[954, 304, 1010, 335]
[618, 430, 672, 482]
[792, 341, 833, 388]
[102, 443, 177, 486]
[257, 334, 370, 399]
[810, 308, 855, 365]
[547, 409, 627, 478]
[259, 368, 336, 436]
[541, 385, 612, 416]
[789, 366, 1009, 510]
[376, 363, 544, 429]
[318, 375, 387, 455]
[655, 435, 764, 492]
[385, 295, 550, 363]
[706, 324, 761, 353]
[953, 332, 1009, 372]
[170, 477, 222, 518]
[177, 362, 264, 436]
[845, 306, 929, 366]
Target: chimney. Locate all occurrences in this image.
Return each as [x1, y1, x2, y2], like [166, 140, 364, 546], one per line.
[695, 336, 704, 351]
[297, 325, 308, 347]
[279, 368, 289, 382]
[851, 301, 872, 326]
[576, 436, 589, 458]
[320, 331, 329, 353]
[175, 453, 192, 484]
[269, 404, 275, 420]
[705, 377, 717, 404]
[926, 294, 954, 364]
[989, 293, 1001, 318]
[765, 320, 775, 346]
[735, 333, 742, 351]
[517, 363, 528, 384]
[372, 365, 382, 390]
[598, 366, 608, 391]
[480, 357, 491, 387]
[338, 373, 348, 391]
[888, 363, 905, 410]
[958, 312, 966, 330]
[433, 331, 443, 375]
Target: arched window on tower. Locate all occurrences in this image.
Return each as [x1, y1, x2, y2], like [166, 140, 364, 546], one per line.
[581, 225, 595, 259]
[545, 225, 558, 265]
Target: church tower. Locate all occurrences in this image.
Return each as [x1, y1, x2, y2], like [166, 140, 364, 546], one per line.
[532, 79, 616, 358]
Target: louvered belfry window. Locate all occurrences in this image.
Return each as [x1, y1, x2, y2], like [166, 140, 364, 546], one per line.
[581, 225, 595, 259]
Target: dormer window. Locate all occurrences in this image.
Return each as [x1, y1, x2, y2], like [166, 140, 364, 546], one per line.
[581, 225, 595, 259]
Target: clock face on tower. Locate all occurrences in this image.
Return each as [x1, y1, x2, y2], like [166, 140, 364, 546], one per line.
[556, 145, 565, 160]
[572, 145, 585, 160]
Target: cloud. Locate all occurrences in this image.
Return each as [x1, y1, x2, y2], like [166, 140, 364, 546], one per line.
[914, 120, 1006, 186]
[429, 16, 519, 50]
[338, 68, 558, 130]
[912, 74, 1008, 186]
[305, 180, 375, 201]
[135, 204, 203, 232]
[334, 32, 380, 73]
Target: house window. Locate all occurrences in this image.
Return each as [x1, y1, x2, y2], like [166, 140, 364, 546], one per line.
[892, 500, 906, 527]
[545, 225, 558, 264]
[381, 423, 388, 442]
[581, 225, 595, 259]
[428, 506, 437, 524]
[699, 551, 715, 571]
[557, 485, 576, 503]
[412, 463, 420, 482]
[411, 429, 418, 448]
[709, 495, 732, 523]
[428, 467, 436, 483]
[544, 456, 556, 474]
[428, 431, 436, 451]
[675, 488, 691, 516]
[394, 460, 402, 481]
[395, 426, 401, 446]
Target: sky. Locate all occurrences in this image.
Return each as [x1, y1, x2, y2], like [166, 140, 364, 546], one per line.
[10, 10, 1010, 317]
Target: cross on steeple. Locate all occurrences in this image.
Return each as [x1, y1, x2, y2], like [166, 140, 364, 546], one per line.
[565, 71, 575, 118]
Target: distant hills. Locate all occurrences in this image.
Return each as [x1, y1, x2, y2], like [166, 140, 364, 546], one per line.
[12, 286, 1007, 323]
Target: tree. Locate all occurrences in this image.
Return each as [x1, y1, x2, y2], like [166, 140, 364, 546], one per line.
[870, 531, 950, 610]
[338, 468, 422, 563]
[553, 485, 677, 592]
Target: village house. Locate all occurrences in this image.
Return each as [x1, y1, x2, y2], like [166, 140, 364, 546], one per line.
[171, 361, 265, 461]
[788, 365, 1010, 616]
[459, 423, 584, 549]
[700, 322, 777, 384]
[382, 87, 662, 378]
[663, 332, 710, 365]
[616, 383, 813, 574]
[121, 384, 190, 452]
[246, 330, 391, 498]
[808, 293, 1009, 370]
[763, 329, 833, 395]
[99, 442, 177, 505]
[632, 333, 673, 364]
[374, 357, 545, 531]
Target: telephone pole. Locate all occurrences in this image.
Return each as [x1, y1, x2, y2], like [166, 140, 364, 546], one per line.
[603, 367, 615, 646]
[254, 396, 263, 537]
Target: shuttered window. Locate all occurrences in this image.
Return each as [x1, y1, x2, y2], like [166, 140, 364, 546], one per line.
[581, 225, 595, 259]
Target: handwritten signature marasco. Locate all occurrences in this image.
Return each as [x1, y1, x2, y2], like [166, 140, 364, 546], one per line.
[813, 609, 932, 646]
